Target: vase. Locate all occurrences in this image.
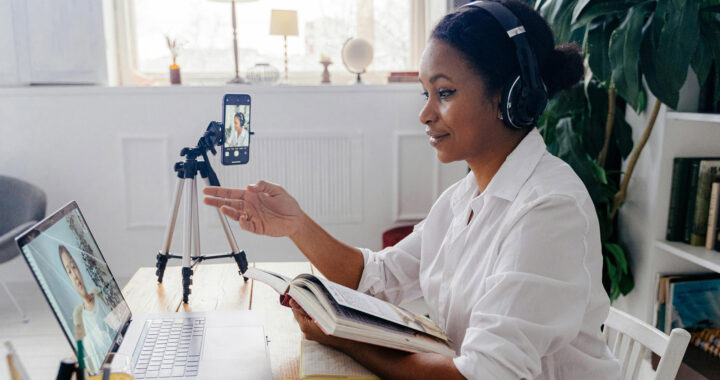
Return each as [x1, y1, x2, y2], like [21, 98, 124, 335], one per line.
[169, 64, 181, 85]
[320, 60, 332, 84]
[247, 63, 280, 85]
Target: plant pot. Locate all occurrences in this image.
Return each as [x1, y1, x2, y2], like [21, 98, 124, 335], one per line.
[169, 65, 182, 85]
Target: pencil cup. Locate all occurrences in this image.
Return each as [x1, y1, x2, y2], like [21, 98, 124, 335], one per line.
[87, 353, 134, 380]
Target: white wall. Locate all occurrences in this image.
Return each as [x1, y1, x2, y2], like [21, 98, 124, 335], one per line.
[0, 84, 467, 284]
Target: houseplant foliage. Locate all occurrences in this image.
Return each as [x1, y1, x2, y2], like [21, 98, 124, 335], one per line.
[534, 0, 720, 300]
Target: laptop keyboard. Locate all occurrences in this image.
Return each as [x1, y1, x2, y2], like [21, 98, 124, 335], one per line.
[132, 317, 206, 378]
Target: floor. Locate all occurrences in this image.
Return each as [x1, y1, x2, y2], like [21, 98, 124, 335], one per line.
[1, 280, 657, 380]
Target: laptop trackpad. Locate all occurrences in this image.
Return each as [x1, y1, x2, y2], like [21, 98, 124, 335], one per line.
[200, 326, 271, 379]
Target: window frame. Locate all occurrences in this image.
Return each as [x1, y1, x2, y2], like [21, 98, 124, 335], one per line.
[108, 0, 446, 86]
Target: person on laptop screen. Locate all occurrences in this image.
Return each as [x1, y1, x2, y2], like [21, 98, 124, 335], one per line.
[59, 244, 115, 371]
[204, 1, 621, 379]
[18, 208, 129, 374]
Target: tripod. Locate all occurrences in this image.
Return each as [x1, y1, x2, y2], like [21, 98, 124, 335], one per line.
[155, 123, 248, 303]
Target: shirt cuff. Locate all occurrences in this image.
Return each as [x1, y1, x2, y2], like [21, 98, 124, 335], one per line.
[355, 247, 384, 296]
[453, 351, 518, 380]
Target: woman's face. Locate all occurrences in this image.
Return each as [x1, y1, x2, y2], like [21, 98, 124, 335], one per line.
[418, 39, 504, 164]
[60, 250, 88, 298]
[234, 116, 243, 133]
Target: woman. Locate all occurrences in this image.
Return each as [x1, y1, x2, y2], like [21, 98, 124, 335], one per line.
[59, 245, 114, 373]
[204, 1, 620, 378]
[226, 112, 249, 147]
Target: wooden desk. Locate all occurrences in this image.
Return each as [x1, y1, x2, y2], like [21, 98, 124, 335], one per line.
[122, 262, 313, 380]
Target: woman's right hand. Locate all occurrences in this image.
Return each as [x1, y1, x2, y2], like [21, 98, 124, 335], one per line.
[203, 180, 305, 238]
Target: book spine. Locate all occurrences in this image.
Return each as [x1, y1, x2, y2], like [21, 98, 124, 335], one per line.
[665, 282, 674, 334]
[690, 165, 719, 246]
[684, 160, 702, 244]
[715, 190, 720, 251]
[667, 158, 688, 241]
[691, 329, 720, 358]
[706, 180, 720, 249]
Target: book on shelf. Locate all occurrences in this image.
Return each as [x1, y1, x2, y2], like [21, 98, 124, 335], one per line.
[242, 267, 455, 356]
[706, 174, 720, 250]
[665, 157, 720, 247]
[387, 71, 419, 83]
[667, 158, 694, 241]
[689, 161, 720, 246]
[300, 339, 379, 380]
[683, 159, 703, 243]
[655, 273, 720, 333]
[690, 329, 720, 358]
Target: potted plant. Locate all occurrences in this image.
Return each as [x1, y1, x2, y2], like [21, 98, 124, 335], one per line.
[166, 35, 183, 85]
[535, 0, 720, 300]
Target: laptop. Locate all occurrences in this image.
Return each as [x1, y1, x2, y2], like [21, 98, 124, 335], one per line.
[15, 201, 272, 379]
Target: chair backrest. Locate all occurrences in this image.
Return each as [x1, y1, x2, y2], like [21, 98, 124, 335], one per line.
[0, 175, 46, 235]
[603, 306, 690, 380]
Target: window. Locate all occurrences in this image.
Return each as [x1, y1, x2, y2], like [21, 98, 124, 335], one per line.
[121, 0, 427, 84]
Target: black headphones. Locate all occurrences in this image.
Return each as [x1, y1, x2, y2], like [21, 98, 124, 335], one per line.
[461, 1, 548, 129]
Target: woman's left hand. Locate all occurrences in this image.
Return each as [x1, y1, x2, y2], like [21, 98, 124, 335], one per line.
[289, 299, 344, 348]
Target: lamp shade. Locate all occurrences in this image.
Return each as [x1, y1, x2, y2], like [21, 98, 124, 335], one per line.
[270, 10, 298, 36]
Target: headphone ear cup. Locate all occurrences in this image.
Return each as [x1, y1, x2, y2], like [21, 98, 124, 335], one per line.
[500, 76, 522, 129]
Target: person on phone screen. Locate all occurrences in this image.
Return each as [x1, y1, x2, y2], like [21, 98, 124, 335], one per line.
[203, 1, 620, 379]
[226, 112, 249, 147]
[59, 245, 114, 373]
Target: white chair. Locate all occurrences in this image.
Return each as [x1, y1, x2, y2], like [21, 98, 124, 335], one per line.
[603, 306, 690, 380]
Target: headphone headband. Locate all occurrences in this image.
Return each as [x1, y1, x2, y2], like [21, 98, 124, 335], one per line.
[460, 0, 547, 129]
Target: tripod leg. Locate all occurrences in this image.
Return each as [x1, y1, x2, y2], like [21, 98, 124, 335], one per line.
[156, 177, 185, 283]
[182, 177, 195, 303]
[201, 177, 249, 281]
[192, 175, 201, 266]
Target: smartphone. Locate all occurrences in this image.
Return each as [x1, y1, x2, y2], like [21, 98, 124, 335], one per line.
[222, 94, 252, 165]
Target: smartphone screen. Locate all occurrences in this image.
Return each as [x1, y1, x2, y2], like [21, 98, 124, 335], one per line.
[222, 94, 251, 165]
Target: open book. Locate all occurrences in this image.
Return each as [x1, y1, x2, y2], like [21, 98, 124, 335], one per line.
[243, 267, 454, 356]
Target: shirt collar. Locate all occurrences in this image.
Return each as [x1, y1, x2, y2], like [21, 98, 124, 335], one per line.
[451, 128, 547, 211]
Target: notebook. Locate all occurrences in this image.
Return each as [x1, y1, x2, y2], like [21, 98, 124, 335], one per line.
[300, 339, 379, 380]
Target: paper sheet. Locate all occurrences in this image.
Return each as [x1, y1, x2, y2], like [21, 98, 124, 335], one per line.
[301, 339, 379, 379]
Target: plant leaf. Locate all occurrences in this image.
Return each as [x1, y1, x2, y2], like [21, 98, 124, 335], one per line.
[586, 21, 615, 84]
[691, 14, 713, 85]
[541, 0, 580, 43]
[612, 98, 634, 159]
[592, 160, 609, 184]
[641, 0, 701, 109]
[609, 6, 648, 111]
[605, 243, 628, 274]
[572, 0, 592, 24]
[573, 0, 634, 30]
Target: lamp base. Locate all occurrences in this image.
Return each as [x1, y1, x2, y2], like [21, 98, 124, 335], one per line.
[227, 76, 246, 84]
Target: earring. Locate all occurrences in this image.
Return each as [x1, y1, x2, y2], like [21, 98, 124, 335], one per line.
[497, 111, 503, 120]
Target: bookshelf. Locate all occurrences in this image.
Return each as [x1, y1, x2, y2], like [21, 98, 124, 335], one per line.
[666, 111, 720, 124]
[614, 96, 720, 324]
[654, 240, 720, 274]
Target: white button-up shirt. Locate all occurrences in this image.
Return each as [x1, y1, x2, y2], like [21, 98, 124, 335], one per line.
[357, 128, 620, 380]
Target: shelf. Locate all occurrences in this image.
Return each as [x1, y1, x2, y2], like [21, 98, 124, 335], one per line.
[655, 240, 720, 273]
[665, 111, 720, 124]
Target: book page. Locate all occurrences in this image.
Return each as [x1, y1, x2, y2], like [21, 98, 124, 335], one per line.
[243, 267, 292, 294]
[317, 278, 449, 341]
[301, 339, 379, 379]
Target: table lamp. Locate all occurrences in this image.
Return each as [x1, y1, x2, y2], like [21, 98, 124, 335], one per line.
[270, 9, 298, 81]
[209, 0, 258, 84]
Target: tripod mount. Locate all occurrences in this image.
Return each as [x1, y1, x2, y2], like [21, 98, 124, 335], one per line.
[155, 121, 248, 303]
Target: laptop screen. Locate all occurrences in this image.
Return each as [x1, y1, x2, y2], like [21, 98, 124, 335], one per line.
[16, 201, 131, 374]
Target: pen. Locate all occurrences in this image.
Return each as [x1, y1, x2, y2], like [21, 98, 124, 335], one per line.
[77, 339, 85, 380]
